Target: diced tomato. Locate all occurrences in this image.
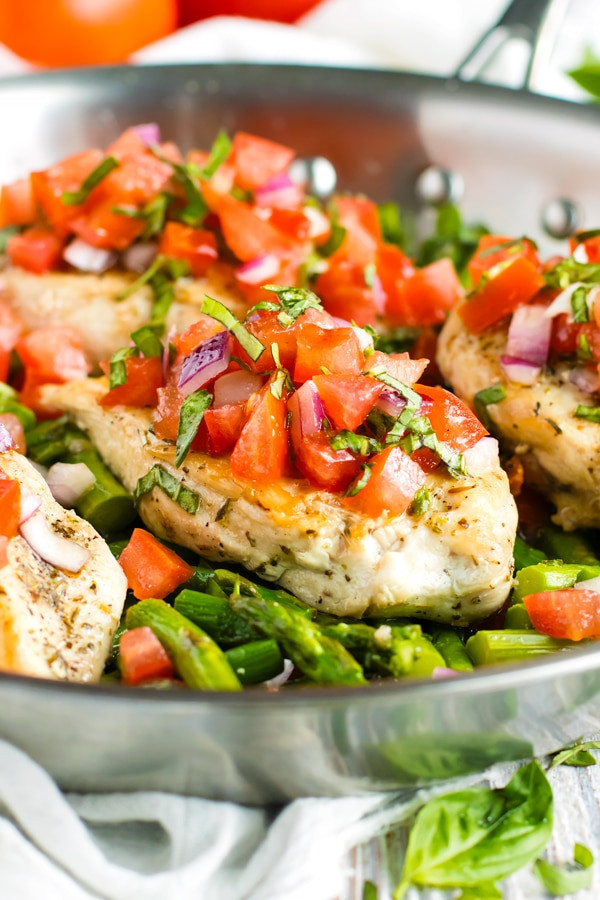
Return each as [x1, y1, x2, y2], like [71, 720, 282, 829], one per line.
[30, 148, 104, 233]
[204, 401, 246, 453]
[0, 350, 9, 384]
[294, 323, 363, 383]
[332, 195, 381, 267]
[71, 200, 144, 250]
[314, 258, 384, 327]
[410, 327, 442, 386]
[363, 350, 429, 386]
[105, 129, 148, 160]
[468, 234, 540, 287]
[152, 384, 183, 442]
[233, 310, 299, 374]
[377, 243, 415, 324]
[551, 316, 600, 361]
[0, 301, 24, 353]
[16, 327, 90, 382]
[0, 177, 36, 227]
[418, 385, 487, 452]
[217, 194, 297, 262]
[294, 433, 362, 492]
[230, 386, 289, 483]
[403, 258, 463, 326]
[459, 257, 546, 334]
[268, 208, 311, 240]
[100, 151, 172, 206]
[158, 222, 218, 276]
[18, 369, 58, 419]
[343, 446, 426, 517]
[119, 625, 175, 685]
[119, 528, 194, 600]
[523, 589, 600, 641]
[0, 414, 25, 453]
[0, 473, 20, 540]
[174, 317, 224, 356]
[7, 225, 64, 274]
[231, 132, 294, 191]
[312, 373, 383, 431]
[155, 141, 183, 165]
[99, 356, 163, 408]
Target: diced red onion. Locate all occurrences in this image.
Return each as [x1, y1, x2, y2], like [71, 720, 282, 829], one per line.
[236, 254, 281, 285]
[178, 330, 230, 397]
[265, 658, 295, 689]
[302, 205, 330, 239]
[500, 355, 541, 385]
[506, 304, 551, 366]
[543, 282, 583, 319]
[288, 380, 325, 449]
[432, 667, 460, 679]
[63, 239, 118, 274]
[331, 317, 374, 352]
[573, 575, 600, 593]
[0, 422, 14, 452]
[569, 366, 600, 395]
[132, 122, 161, 146]
[463, 437, 500, 475]
[255, 174, 303, 209]
[20, 511, 90, 573]
[19, 489, 41, 524]
[375, 389, 407, 418]
[213, 370, 264, 408]
[122, 241, 158, 274]
[46, 462, 95, 508]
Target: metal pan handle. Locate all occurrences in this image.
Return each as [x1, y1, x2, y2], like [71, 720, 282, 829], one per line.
[454, 0, 571, 92]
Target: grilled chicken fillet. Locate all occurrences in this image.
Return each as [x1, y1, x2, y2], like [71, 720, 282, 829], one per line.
[0, 451, 127, 681]
[438, 309, 600, 531]
[44, 378, 517, 625]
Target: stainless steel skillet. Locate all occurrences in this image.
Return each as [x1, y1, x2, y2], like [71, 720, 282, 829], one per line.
[1, 0, 600, 803]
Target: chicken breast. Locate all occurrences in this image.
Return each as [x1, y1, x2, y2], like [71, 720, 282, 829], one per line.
[43, 378, 517, 625]
[438, 309, 600, 531]
[0, 262, 247, 367]
[0, 451, 127, 681]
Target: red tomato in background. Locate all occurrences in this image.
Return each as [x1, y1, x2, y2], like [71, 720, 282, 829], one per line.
[0, 1, 177, 67]
[178, 0, 322, 26]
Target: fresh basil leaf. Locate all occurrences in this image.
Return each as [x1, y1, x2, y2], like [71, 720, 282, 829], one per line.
[456, 883, 502, 900]
[134, 464, 200, 514]
[269, 369, 289, 400]
[377, 202, 404, 246]
[0, 224, 23, 252]
[577, 333, 593, 360]
[202, 295, 265, 362]
[176, 390, 212, 467]
[244, 300, 281, 318]
[571, 285, 590, 322]
[575, 404, 600, 423]
[116, 255, 167, 301]
[409, 486, 431, 517]
[151, 147, 208, 227]
[346, 463, 372, 496]
[394, 760, 553, 899]
[318, 220, 346, 258]
[330, 431, 381, 456]
[372, 327, 420, 355]
[148, 272, 174, 335]
[261, 284, 323, 327]
[390, 413, 466, 479]
[199, 130, 232, 179]
[568, 47, 600, 100]
[362, 880, 378, 900]
[474, 383, 507, 430]
[130, 325, 163, 358]
[534, 843, 594, 896]
[62, 156, 120, 205]
[478, 237, 534, 259]
[108, 346, 137, 389]
[549, 739, 600, 768]
[545, 257, 600, 290]
[141, 192, 171, 239]
[369, 371, 422, 415]
[573, 227, 600, 244]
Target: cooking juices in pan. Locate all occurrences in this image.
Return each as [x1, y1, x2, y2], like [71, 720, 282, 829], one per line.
[0, 125, 599, 690]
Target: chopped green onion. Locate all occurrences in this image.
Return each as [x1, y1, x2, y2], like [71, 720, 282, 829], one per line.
[62, 156, 120, 205]
[201, 295, 264, 361]
[131, 325, 163, 358]
[108, 346, 136, 389]
[134, 464, 200, 514]
[474, 383, 507, 430]
[176, 390, 213, 467]
[346, 463, 372, 496]
[571, 285, 590, 322]
[574, 404, 600, 423]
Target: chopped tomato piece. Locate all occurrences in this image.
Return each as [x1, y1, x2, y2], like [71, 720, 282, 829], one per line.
[30, 148, 104, 233]
[459, 256, 545, 334]
[120, 625, 175, 685]
[268, 208, 311, 240]
[0, 473, 20, 540]
[233, 310, 298, 374]
[410, 327, 442, 386]
[174, 317, 224, 356]
[105, 129, 148, 160]
[575, 235, 600, 264]
[71, 200, 145, 250]
[333, 195, 381, 266]
[377, 243, 415, 324]
[523, 589, 600, 641]
[343, 446, 426, 517]
[152, 384, 183, 442]
[0, 301, 24, 353]
[99, 151, 172, 207]
[100, 356, 163, 408]
[294, 323, 363, 383]
[16, 326, 90, 382]
[364, 350, 429, 385]
[312, 374, 383, 431]
[119, 528, 193, 600]
[403, 258, 463, 326]
[294, 433, 362, 492]
[204, 401, 247, 453]
[230, 386, 289, 483]
[18, 369, 60, 419]
[314, 258, 384, 327]
[231, 132, 294, 191]
[158, 222, 218, 276]
[0, 350, 9, 384]
[418, 385, 487, 452]
[7, 225, 64, 274]
[217, 194, 297, 262]
[0, 177, 36, 227]
[0, 414, 25, 453]
[468, 234, 540, 287]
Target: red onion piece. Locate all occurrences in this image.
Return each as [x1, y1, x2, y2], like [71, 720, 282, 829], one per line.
[265, 658, 295, 689]
[122, 241, 158, 274]
[573, 244, 589, 264]
[302, 205, 330, 239]
[506, 304, 551, 366]
[178, 330, 230, 397]
[500, 355, 541, 385]
[0, 422, 15, 452]
[574, 575, 600, 593]
[19, 489, 41, 524]
[255, 174, 303, 209]
[63, 239, 118, 274]
[543, 282, 582, 320]
[569, 366, 600, 395]
[213, 370, 264, 408]
[20, 511, 90, 573]
[463, 437, 500, 474]
[432, 667, 460, 679]
[375, 389, 407, 418]
[331, 317, 374, 352]
[288, 380, 325, 449]
[46, 462, 95, 507]
[131, 122, 161, 146]
[236, 254, 281, 285]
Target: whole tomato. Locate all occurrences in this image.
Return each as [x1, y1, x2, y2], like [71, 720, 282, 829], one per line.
[0, 0, 177, 67]
[178, 0, 323, 26]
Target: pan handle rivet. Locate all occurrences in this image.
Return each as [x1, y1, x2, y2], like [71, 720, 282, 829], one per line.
[289, 156, 337, 200]
[415, 166, 464, 206]
[542, 199, 579, 239]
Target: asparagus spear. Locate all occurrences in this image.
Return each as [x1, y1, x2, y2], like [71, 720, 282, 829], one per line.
[228, 592, 366, 686]
[504, 604, 533, 629]
[539, 524, 600, 566]
[512, 561, 600, 602]
[126, 599, 242, 691]
[69, 446, 136, 536]
[430, 627, 474, 672]
[225, 640, 283, 685]
[513, 534, 546, 572]
[174, 589, 255, 646]
[214, 569, 314, 618]
[466, 629, 573, 666]
[0, 383, 36, 430]
[321, 621, 445, 678]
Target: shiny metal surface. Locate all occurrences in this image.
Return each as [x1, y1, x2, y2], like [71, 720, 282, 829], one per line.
[1, 64, 600, 801]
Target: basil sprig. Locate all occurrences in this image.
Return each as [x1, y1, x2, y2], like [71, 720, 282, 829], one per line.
[62, 156, 120, 205]
[534, 843, 594, 896]
[134, 464, 200, 514]
[262, 284, 323, 328]
[176, 390, 213, 467]
[549, 739, 600, 768]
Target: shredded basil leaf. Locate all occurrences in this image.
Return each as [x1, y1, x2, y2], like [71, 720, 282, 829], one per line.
[577, 333, 593, 360]
[372, 326, 420, 355]
[108, 346, 136, 389]
[148, 272, 174, 335]
[568, 46, 600, 100]
[0, 224, 23, 252]
[386, 412, 466, 479]
[534, 843, 593, 896]
[262, 284, 323, 328]
[572, 227, 600, 244]
[575, 404, 600, 423]
[346, 463, 372, 497]
[362, 881, 378, 900]
[550, 739, 600, 768]
[141, 192, 171, 239]
[473, 383, 506, 430]
[377, 202, 405, 248]
[199, 130, 232, 179]
[62, 156, 120, 205]
[571, 285, 590, 322]
[318, 220, 346, 258]
[176, 389, 213, 467]
[202, 295, 265, 362]
[369, 370, 422, 415]
[409, 486, 431, 517]
[269, 369, 288, 400]
[131, 325, 163, 358]
[545, 257, 600, 290]
[330, 431, 381, 456]
[116, 255, 167, 301]
[416, 204, 489, 280]
[151, 147, 208, 227]
[244, 300, 281, 318]
[478, 237, 534, 259]
[134, 464, 200, 514]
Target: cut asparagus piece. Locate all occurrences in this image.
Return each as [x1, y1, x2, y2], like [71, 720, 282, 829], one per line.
[466, 629, 574, 666]
[224, 640, 283, 685]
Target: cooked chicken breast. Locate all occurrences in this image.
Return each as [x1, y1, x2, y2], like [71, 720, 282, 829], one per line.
[0, 263, 246, 366]
[0, 451, 127, 681]
[44, 378, 517, 625]
[438, 309, 600, 531]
